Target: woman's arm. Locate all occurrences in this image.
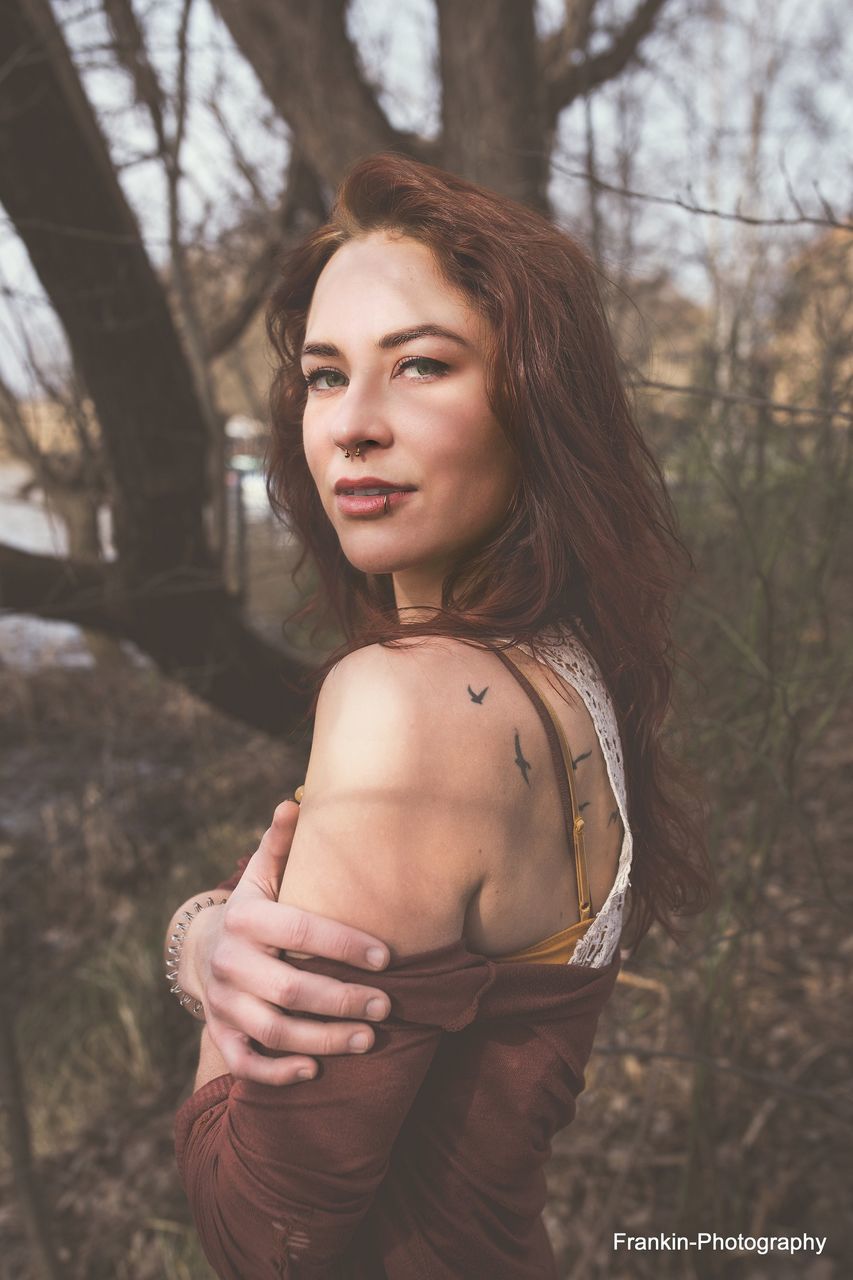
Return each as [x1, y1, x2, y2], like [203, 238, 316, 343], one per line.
[165, 806, 393, 1087]
[177, 641, 496, 1277]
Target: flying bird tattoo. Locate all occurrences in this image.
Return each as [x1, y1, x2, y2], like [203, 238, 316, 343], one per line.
[572, 749, 591, 770]
[467, 684, 489, 704]
[513, 730, 532, 786]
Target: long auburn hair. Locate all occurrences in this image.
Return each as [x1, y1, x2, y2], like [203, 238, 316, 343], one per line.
[265, 151, 712, 949]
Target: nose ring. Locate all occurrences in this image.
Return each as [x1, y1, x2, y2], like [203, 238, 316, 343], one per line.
[343, 445, 362, 459]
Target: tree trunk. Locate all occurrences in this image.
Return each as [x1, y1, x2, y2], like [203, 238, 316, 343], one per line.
[436, 0, 550, 213]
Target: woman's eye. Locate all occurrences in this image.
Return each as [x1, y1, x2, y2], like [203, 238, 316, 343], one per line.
[397, 356, 449, 380]
[304, 367, 347, 391]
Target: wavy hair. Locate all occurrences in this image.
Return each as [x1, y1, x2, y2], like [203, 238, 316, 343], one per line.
[265, 151, 712, 948]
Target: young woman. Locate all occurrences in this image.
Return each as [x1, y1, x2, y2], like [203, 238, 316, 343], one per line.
[167, 152, 711, 1278]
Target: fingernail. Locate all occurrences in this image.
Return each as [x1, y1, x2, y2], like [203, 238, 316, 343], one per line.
[349, 1032, 370, 1052]
[366, 998, 388, 1020]
[366, 947, 387, 969]
[297, 1066, 316, 1081]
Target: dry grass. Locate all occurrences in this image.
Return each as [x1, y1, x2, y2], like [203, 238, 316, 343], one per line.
[542, 406, 853, 1278]
[0, 661, 303, 1279]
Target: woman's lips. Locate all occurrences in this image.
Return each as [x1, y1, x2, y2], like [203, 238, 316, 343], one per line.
[335, 489, 416, 517]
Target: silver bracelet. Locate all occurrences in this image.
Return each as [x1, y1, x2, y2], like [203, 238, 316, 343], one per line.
[166, 896, 227, 1021]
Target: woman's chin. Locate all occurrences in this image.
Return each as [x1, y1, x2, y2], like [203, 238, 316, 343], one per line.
[344, 553, 412, 576]
[337, 536, 426, 577]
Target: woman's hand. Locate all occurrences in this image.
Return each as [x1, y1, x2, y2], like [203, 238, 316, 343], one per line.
[193, 802, 392, 1085]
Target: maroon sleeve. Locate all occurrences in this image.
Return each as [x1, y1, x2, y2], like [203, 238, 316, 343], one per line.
[174, 942, 493, 1279]
[213, 853, 252, 894]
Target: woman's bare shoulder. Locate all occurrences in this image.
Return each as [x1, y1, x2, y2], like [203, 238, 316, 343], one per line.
[323, 635, 490, 682]
[309, 635, 572, 849]
[317, 636, 501, 727]
[281, 638, 522, 954]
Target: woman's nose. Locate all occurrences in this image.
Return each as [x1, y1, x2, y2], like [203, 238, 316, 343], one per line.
[331, 379, 392, 453]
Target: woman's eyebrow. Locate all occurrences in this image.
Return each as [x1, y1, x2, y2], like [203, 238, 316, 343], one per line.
[302, 324, 472, 358]
[377, 324, 472, 351]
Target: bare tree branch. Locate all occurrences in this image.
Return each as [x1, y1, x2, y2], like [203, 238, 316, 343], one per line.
[631, 375, 853, 423]
[544, 0, 670, 122]
[0, 542, 111, 627]
[550, 160, 853, 231]
[592, 1041, 844, 1107]
[540, 0, 598, 78]
[0, 372, 59, 523]
[210, 0, 425, 190]
[101, 0, 168, 153]
[205, 89, 276, 209]
[0, 298, 105, 505]
[205, 145, 327, 359]
[204, 228, 283, 359]
[0, 541, 313, 734]
[172, 0, 194, 157]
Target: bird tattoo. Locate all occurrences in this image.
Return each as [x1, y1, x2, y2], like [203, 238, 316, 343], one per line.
[572, 749, 591, 770]
[467, 684, 488, 703]
[513, 730, 532, 786]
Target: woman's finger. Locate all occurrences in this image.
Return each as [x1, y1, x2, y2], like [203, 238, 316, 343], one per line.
[210, 992, 381, 1057]
[211, 1024, 319, 1086]
[236, 801, 300, 900]
[215, 949, 391, 1023]
[225, 897, 390, 973]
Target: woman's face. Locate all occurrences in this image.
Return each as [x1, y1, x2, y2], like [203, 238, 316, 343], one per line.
[301, 231, 517, 613]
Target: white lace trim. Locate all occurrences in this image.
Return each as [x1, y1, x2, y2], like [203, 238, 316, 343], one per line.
[517, 622, 633, 968]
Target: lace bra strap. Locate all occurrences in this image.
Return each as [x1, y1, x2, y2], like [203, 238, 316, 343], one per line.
[493, 649, 593, 922]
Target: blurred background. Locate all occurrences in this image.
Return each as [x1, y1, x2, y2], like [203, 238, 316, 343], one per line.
[0, 1, 850, 1276]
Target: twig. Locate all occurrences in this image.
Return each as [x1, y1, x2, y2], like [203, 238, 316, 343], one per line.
[591, 1043, 847, 1106]
[551, 160, 853, 231]
[742, 1043, 838, 1150]
[630, 375, 853, 423]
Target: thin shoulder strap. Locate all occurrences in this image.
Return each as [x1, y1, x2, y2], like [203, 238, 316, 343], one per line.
[492, 648, 593, 922]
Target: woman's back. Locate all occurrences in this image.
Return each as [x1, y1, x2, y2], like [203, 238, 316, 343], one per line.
[462, 635, 623, 960]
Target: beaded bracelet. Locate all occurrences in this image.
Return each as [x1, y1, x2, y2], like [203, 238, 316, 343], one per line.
[166, 896, 227, 1021]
